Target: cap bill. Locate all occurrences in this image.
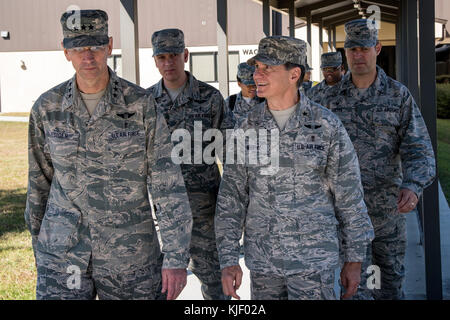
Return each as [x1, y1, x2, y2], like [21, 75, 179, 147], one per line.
[63, 35, 109, 49]
[247, 53, 284, 66]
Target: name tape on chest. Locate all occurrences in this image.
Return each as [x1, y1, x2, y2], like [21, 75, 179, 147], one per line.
[48, 129, 76, 139]
[108, 130, 142, 141]
[294, 143, 325, 151]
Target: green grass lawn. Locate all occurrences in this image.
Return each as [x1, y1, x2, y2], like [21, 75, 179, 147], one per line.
[437, 118, 450, 204]
[0, 122, 35, 300]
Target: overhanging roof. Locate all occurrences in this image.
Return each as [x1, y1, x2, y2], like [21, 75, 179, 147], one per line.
[259, 0, 399, 27]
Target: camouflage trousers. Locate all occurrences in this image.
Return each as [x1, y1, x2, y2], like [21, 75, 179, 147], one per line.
[187, 191, 229, 300]
[35, 253, 165, 300]
[344, 214, 407, 300]
[250, 270, 336, 300]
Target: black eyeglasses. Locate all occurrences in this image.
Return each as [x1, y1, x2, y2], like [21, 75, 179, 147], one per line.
[322, 66, 340, 72]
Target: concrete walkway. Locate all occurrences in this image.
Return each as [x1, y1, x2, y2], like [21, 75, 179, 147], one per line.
[0, 116, 29, 122]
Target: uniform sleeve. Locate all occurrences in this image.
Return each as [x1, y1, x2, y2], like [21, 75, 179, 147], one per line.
[305, 85, 315, 100]
[214, 139, 249, 269]
[327, 119, 374, 263]
[24, 103, 54, 255]
[398, 91, 436, 197]
[214, 92, 234, 132]
[212, 91, 234, 166]
[145, 95, 193, 269]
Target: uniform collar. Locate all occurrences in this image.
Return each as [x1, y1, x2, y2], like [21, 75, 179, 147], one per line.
[154, 71, 201, 102]
[61, 68, 125, 123]
[251, 93, 314, 131]
[339, 65, 387, 97]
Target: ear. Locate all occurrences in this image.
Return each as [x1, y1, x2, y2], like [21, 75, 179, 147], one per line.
[375, 41, 382, 56]
[290, 67, 301, 84]
[184, 48, 189, 63]
[107, 37, 113, 56]
[62, 41, 71, 61]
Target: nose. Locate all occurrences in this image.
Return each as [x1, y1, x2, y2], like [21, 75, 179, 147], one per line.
[353, 49, 364, 59]
[164, 57, 174, 66]
[253, 69, 264, 81]
[81, 49, 95, 61]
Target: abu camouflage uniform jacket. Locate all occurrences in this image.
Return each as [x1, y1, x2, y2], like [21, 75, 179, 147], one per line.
[215, 94, 374, 276]
[25, 69, 192, 274]
[225, 92, 263, 127]
[148, 71, 232, 198]
[306, 79, 340, 107]
[326, 66, 436, 223]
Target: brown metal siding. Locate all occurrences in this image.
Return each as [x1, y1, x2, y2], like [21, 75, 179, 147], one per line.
[137, 0, 218, 47]
[0, 0, 121, 52]
[0, 0, 291, 52]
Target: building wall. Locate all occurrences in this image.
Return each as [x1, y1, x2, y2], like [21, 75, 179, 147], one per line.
[0, 0, 291, 52]
[0, 0, 295, 112]
[0, 43, 259, 113]
[436, 0, 450, 27]
[0, 0, 122, 52]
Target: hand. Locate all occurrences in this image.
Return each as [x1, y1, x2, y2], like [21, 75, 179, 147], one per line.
[340, 262, 362, 299]
[161, 268, 187, 300]
[221, 265, 243, 300]
[397, 188, 419, 213]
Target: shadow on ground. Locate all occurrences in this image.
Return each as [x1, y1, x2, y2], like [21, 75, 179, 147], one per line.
[0, 188, 27, 237]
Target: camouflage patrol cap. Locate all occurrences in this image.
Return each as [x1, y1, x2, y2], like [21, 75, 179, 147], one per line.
[237, 62, 255, 85]
[60, 10, 109, 49]
[321, 52, 342, 68]
[247, 36, 307, 67]
[152, 28, 185, 57]
[344, 19, 378, 49]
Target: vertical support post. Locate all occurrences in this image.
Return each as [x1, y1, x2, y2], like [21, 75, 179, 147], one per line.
[418, 0, 443, 300]
[395, 17, 402, 81]
[289, 0, 295, 37]
[332, 25, 337, 51]
[319, 20, 324, 81]
[328, 26, 333, 51]
[307, 10, 312, 67]
[263, 0, 270, 36]
[406, 0, 420, 103]
[319, 20, 323, 50]
[217, 0, 229, 98]
[119, 0, 140, 85]
[272, 10, 282, 35]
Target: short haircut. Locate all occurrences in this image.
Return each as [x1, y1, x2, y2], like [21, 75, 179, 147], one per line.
[284, 62, 305, 88]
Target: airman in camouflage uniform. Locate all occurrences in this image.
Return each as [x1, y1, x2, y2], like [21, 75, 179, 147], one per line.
[326, 19, 436, 300]
[215, 36, 374, 300]
[300, 63, 314, 95]
[307, 52, 344, 106]
[226, 62, 264, 127]
[24, 10, 192, 300]
[148, 28, 232, 300]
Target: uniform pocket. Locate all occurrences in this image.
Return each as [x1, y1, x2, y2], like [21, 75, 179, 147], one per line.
[37, 203, 81, 253]
[47, 126, 79, 158]
[373, 111, 400, 152]
[105, 125, 146, 209]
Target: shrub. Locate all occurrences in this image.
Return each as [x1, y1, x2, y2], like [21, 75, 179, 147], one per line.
[436, 74, 450, 84]
[436, 83, 450, 119]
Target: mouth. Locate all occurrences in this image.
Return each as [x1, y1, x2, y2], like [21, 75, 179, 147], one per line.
[256, 82, 268, 88]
